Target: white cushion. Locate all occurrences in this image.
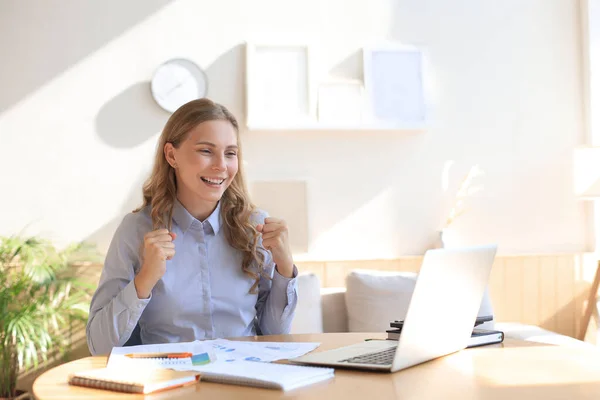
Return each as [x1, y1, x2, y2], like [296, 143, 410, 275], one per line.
[290, 273, 323, 334]
[346, 270, 417, 332]
[345, 269, 495, 332]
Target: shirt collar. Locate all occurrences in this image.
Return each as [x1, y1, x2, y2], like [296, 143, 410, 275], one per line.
[204, 201, 222, 234]
[172, 199, 222, 235]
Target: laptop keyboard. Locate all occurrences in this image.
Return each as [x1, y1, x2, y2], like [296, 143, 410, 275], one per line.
[339, 346, 397, 365]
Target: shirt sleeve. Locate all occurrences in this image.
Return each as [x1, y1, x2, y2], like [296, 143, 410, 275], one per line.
[255, 249, 299, 336]
[86, 214, 151, 355]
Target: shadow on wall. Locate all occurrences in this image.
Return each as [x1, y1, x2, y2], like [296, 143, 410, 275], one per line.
[96, 81, 169, 148]
[204, 44, 246, 125]
[538, 283, 588, 340]
[329, 50, 363, 81]
[85, 172, 149, 254]
[0, 0, 174, 115]
[95, 44, 244, 149]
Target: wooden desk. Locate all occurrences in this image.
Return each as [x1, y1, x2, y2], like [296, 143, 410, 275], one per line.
[33, 333, 600, 400]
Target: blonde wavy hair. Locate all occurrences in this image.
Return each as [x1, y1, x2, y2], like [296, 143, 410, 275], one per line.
[134, 98, 266, 292]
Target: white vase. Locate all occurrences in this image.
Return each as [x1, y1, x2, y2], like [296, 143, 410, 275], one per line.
[439, 228, 459, 249]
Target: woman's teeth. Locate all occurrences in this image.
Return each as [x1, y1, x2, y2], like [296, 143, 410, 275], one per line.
[201, 177, 225, 185]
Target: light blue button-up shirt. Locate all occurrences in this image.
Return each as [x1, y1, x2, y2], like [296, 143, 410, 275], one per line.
[86, 200, 298, 355]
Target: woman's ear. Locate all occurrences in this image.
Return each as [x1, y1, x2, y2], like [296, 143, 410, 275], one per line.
[164, 142, 177, 168]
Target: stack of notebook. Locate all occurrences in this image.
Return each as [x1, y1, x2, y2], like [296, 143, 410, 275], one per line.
[68, 367, 199, 394]
[386, 315, 505, 347]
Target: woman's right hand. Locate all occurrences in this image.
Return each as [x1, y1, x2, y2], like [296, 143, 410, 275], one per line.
[134, 229, 176, 299]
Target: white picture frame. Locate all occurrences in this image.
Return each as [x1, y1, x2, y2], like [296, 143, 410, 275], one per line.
[363, 45, 427, 128]
[246, 43, 314, 129]
[317, 79, 364, 125]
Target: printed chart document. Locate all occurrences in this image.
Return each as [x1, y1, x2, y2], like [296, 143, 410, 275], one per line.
[108, 341, 217, 371]
[108, 339, 320, 370]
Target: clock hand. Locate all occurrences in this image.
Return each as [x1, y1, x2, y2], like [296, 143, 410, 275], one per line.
[164, 74, 196, 97]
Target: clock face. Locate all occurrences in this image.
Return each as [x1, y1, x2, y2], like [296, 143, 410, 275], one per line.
[151, 59, 208, 113]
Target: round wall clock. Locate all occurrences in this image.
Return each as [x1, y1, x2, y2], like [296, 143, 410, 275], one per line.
[150, 58, 208, 113]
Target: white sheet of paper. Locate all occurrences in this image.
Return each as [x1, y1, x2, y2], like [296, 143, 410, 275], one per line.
[107, 339, 320, 372]
[197, 360, 334, 391]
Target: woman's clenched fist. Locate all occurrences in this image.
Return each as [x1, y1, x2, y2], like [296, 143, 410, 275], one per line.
[134, 229, 176, 299]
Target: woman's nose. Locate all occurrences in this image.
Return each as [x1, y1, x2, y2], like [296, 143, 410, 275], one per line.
[212, 155, 227, 171]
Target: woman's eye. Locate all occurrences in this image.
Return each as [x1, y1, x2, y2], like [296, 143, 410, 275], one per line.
[198, 149, 211, 154]
[226, 152, 237, 157]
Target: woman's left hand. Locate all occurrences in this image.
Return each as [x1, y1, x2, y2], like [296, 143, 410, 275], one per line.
[256, 217, 294, 278]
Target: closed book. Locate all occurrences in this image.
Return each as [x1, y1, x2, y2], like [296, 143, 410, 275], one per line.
[389, 315, 493, 329]
[386, 328, 504, 347]
[68, 367, 200, 394]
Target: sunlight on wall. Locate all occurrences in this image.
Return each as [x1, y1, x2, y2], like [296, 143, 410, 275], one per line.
[300, 187, 397, 261]
[442, 160, 455, 192]
[574, 147, 600, 197]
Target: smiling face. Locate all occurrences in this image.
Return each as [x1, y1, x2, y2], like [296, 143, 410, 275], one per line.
[164, 119, 239, 220]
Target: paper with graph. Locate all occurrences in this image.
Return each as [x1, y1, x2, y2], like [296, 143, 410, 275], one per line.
[107, 340, 217, 371]
[107, 339, 320, 372]
[205, 339, 319, 365]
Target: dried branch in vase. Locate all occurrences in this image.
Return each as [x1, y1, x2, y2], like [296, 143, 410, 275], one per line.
[444, 165, 485, 229]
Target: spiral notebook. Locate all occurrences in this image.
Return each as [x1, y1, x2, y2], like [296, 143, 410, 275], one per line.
[196, 360, 334, 391]
[68, 367, 200, 394]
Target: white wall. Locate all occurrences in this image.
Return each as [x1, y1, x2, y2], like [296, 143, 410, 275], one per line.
[0, 0, 588, 259]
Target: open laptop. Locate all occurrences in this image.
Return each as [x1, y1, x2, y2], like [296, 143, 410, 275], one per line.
[291, 244, 498, 372]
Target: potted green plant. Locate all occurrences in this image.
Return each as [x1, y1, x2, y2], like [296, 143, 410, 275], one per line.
[0, 235, 97, 399]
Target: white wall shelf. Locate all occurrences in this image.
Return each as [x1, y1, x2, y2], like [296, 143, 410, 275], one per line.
[245, 41, 428, 132]
[246, 122, 427, 132]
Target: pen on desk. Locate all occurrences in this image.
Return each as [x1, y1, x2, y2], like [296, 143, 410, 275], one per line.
[124, 352, 193, 359]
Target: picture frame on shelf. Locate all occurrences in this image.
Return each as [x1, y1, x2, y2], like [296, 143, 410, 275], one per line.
[317, 79, 364, 126]
[362, 45, 427, 129]
[246, 43, 314, 129]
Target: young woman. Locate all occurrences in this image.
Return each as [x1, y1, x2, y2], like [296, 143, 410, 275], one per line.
[86, 99, 298, 355]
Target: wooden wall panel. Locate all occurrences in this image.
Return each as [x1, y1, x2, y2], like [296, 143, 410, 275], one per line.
[488, 258, 506, 323]
[503, 257, 524, 324]
[295, 262, 325, 284]
[556, 256, 576, 338]
[521, 257, 539, 327]
[538, 256, 558, 332]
